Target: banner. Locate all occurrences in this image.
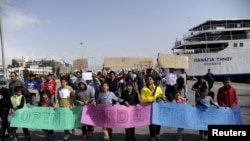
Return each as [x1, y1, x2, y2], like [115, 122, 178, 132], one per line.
[157, 53, 189, 69]
[152, 102, 243, 130]
[81, 103, 152, 128]
[10, 106, 83, 130]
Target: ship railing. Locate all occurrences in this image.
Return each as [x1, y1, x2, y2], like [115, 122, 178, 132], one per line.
[183, 22, 250, 39]
[183, 34, 247, 42]
[192, 22, 250, 31]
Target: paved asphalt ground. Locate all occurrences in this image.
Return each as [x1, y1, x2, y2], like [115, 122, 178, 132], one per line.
[2, 80, 250, 141]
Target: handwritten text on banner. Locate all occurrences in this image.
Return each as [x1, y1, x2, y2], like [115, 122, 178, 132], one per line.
[152, 102, 243, 130]
[81, 103, 152, 128]
[10, 106, 83, 130]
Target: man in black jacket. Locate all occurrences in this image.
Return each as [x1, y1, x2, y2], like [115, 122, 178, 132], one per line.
[0, 85, 13, 141]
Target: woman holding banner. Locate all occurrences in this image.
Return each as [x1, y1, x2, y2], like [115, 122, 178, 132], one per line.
[140, 75, 165, 141]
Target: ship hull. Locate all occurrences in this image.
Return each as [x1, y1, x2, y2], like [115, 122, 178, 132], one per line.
[185, 51, 250, 83]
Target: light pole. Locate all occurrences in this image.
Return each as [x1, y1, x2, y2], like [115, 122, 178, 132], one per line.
[0, 13, 6, 77]
[80, 42, 83, 58]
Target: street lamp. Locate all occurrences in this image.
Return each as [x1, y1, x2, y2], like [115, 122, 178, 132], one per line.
[80, 42, 83, 58]
[0, 13, 6, 77]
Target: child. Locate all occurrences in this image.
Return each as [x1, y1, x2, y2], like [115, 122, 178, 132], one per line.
[75, 80, 95, 140]
[38, 90, 54, 139]
[55, 76, 75, 141]
[121, 82, 140, 141]
[93, 82, 124, 141]
[10, 86, 31, 141]
[172, 91, 187, 141]
[196, 86, 219, 140]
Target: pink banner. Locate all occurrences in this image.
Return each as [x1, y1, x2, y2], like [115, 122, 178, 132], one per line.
[81, 103, 152, 128]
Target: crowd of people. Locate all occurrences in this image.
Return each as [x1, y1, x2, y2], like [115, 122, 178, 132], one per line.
[0, 68, 239, 141]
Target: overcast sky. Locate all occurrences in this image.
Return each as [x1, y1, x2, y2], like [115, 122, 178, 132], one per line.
[1, 0, 250, 70]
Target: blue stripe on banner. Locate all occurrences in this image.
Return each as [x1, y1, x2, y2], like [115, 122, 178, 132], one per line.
[152, 102, 243, 130]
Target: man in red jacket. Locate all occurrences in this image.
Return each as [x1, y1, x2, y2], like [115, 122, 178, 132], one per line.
[217, 77, 238, 107]
[41, 74, 57, 103]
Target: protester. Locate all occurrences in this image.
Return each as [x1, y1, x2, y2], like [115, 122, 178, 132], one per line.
[0, 83, 12, 141]
[9, 72, 25, 96]
[106, 70, 124, 97]
[25, 74, 39, 106]
[204, 69, 214, 91]
[140, 75, 165, 141]
[164, 68, 177, 102]
[191, 76, 207, 101]
[217, 77, 238, 107]
[75, 80, 95, 140]
[196, 86, 219, 140]
[41, 74, 57, 104]
[120, 82, 140, 141]
[38, 90, 54, 139]
[172, 90, 187, 141]
[55, 77, 75, 141]
[10, 86, 31, 141]
[93, 82, 124, 141]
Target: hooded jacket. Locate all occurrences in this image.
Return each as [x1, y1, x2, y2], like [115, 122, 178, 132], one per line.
[75, 80, 95, 105]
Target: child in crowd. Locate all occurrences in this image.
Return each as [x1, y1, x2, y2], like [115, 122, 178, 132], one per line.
[93, 82, 124, 141]
[55, 77, 75, 141]
[75, 80, 95, 140]
[172, 91, 187, 141]
[121, 82, 140, 141]
[10, 86, 31, 141]
[38, 90, 54, 139]
[196, 86, 219, 140]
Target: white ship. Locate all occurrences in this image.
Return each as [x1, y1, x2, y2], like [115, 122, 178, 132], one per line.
[172, 19, 250, 83]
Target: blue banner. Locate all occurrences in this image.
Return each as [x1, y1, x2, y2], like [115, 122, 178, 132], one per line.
[152, 102, 243, 130]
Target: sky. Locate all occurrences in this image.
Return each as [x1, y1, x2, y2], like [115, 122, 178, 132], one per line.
[0, 0, 250, 70]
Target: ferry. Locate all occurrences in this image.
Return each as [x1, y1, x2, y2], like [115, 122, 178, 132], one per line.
[172, 19, 250, 83]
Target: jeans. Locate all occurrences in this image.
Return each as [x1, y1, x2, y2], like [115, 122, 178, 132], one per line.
[183, 84, 188, 98]
[50, 94, 55, 104]
[81, 125, 94, 134]
[0, 109, 9, 141]
[125, 127, 135, 139]
[149, 124, 161, 138]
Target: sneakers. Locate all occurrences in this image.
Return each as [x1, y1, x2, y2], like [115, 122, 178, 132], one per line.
[177, 136, 182, 141]
[13, 137, 18, 141]
[82, 134, 87, 140]
[204, 135, 208, 140]
[156, 135, 162, 141]
[104, 138, 110, 141]
[71, 129, 76, 135]
[63, 134, 71, 141]
[150, 137, 156, 141]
